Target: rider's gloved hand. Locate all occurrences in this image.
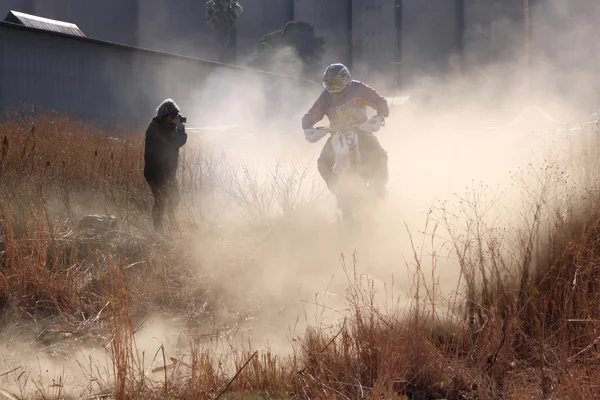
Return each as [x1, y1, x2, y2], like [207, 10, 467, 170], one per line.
[304, 127, 328, 143]
[359, 115, 384, 133]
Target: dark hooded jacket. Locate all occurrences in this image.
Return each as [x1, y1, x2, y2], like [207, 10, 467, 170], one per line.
[143, 117, 188, 183]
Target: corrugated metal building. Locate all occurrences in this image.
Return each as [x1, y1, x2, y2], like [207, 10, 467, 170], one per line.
[0, 16, 318, 127]
[4, 9, 86, 36]
[0, 0, 219, 60]
[136, 0, 219, 61]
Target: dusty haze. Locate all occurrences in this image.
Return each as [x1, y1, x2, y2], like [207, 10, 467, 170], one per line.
[2, 1, 600, 396]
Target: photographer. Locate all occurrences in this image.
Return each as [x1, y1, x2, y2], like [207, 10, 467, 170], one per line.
[143, 98, 188, 233]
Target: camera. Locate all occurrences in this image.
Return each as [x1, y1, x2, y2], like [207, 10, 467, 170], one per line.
[179, 116, 187, 124]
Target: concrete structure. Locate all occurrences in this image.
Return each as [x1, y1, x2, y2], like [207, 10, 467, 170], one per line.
[235, 0, 353, 68]
[350, 0, 399, 87]
[3, 0, 599, 110]
[463, 0, 526, 69]
[136, 0, 218, 61]
[235, 0, 294, 62]
[0, 1, 357, 74]
[350, 0, 534, 91]
[0, 19, 317, 126]
[293, 0, 352, 66]
[401, 0, 462, 79]
[529, 0, 600, 112]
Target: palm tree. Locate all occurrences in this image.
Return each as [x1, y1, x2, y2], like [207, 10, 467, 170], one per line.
[205, 0, 243, 63]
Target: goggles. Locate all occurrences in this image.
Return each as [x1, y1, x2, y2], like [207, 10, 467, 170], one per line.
[324, 78, 347, 93]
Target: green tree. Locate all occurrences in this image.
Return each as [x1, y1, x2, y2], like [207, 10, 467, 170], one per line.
[248, 21, 325, 77]
[205, 0, 243, 63]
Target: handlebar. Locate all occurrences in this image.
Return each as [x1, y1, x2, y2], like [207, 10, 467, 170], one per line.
[305, 116, 384, 144]
[313, 126, 356, 134]
[314, 116, 385, 134]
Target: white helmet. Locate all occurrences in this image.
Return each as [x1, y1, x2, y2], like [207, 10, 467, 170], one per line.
[322, 63, 351, 95]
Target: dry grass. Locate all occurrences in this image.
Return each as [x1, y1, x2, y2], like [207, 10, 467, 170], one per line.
[2, 109, 600, 399]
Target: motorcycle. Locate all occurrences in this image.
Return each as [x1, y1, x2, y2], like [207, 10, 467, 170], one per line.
[304, 116, 385, 224]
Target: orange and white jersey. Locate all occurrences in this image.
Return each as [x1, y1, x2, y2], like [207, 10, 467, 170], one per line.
[302, 80, 389, 131]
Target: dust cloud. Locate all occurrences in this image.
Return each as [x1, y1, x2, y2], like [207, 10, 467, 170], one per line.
[180, 0, 600, 358]
[181, 75, 567, 359]
[2, 0, 600, 395]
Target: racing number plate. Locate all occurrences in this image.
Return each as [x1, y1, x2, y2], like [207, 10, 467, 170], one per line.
[331, 131, 358, 155]
[331, 131, 359, 173]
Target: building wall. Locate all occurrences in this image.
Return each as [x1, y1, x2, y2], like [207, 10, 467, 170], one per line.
[351, 0, 398, 88]
[1, 0, 220, 60]
[293, 0, 352, 68]
[237, 0, 353, 71]
[136, 0, 218, 60]
[0, 22, 317, 126]
[0, 0, 33, 15]
[30, 0, 139, 46]
[464, 0, 531, 69]
[530, 0, 600, 111]
[489, 0, 525, 65]
[236, 0, 294, 63]
[463, 0, 493, 67]
[401, 0, 461, 83]
[10, 0, 594, 110]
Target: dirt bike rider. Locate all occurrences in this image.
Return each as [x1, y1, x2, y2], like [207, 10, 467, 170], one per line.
[302, 63, 390, 198]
